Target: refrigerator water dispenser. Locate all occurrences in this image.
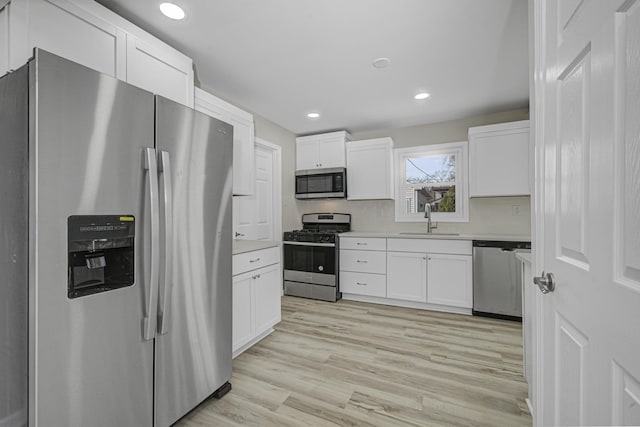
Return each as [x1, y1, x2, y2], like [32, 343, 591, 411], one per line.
[68, 215, 135, 298]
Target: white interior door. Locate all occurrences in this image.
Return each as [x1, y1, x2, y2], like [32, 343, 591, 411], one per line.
[232, 138, 281, 241]
[254, 144, 275, 240]
[535, 0, 640, 425]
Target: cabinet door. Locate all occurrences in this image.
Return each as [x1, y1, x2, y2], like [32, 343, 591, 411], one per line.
[225, 113, 255, 196]
[386, 251, 427, 302]
[125, 34, 193, 107]
[469, 121, 530, 197]
[317, 136, 346, 168]
[194, 88, 255, 195]
[253, 263, 282, 337]
[427, 254, 472, 308]
[10, 0, 125, 77]
[296, 140, 319, 170]
[232, 273, 253, 353]
[346, 138, 394, 200]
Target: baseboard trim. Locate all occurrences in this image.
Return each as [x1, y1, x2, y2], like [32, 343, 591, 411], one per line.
[342, 293, 472, 315]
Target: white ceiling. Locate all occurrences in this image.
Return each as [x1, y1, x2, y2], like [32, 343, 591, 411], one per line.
[95, 0, 529, 136]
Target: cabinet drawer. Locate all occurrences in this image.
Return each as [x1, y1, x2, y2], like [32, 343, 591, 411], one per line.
[339, 237, 386, 251]
[386, 238, 472, 255]
[340, 271, 386, 297]
[340, 250, 386, 274]
[233, 246, 280, 275]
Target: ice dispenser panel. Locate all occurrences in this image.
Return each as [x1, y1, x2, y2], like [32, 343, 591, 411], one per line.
[68, 215, 135, 299]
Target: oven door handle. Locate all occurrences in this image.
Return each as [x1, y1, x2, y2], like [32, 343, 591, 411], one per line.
[283, 241, 335, 247]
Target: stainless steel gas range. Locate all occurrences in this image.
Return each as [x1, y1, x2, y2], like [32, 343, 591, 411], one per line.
[283, 213, 351, 302]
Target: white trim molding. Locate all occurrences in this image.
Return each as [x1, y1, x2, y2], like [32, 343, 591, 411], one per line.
[393, 140, 469, 223]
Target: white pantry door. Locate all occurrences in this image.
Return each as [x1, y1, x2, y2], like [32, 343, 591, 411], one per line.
[534, 0, 640, 425]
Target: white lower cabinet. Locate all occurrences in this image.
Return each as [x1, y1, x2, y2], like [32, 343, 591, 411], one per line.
[426, 253, 472, 308]
[340, 237, 473, 314]
[253, 263, 282, 336]
[232, 247, 281, 357]
[339, 237, 387, 298]
[232, 274, 253, 351]
[386, 251, 427, 302]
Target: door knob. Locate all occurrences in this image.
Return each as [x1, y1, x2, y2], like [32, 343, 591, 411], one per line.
[533, 271, 556, 294]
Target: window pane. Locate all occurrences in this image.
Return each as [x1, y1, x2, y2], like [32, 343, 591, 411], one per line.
[405, 154, 456, 184]
[404, 154, 456, 213]
[404, 185, 456, 213]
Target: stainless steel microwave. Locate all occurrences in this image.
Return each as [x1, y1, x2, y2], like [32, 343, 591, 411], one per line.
[295, 167, 346, 199]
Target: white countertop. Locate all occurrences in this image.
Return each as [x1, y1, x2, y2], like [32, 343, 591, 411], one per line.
[339, 231, 531, 242]
[232, 240, 281, 255]
[516, 252, 532, 264]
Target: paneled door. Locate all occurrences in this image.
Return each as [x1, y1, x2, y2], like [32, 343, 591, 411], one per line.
[535, 0, 640, 425]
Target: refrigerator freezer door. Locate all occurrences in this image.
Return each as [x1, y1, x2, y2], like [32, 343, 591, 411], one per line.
[0, 62, 29, 427]
[30, 50, 156, 426]
[154, 96, 233, 427]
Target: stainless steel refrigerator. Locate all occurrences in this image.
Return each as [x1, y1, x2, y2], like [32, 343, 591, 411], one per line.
[0, 49, 233, 427]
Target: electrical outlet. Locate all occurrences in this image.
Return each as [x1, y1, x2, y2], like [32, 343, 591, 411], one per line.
[512, 205, 521, 216]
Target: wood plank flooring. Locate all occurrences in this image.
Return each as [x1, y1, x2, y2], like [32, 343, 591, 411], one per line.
[176, 297, 531, 426]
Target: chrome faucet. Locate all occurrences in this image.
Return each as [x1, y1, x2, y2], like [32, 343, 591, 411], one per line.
[424, 203, 437, 233]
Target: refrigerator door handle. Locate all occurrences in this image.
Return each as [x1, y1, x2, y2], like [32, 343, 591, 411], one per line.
[157, 150, 173, 335]
[143, 147, 160, 341]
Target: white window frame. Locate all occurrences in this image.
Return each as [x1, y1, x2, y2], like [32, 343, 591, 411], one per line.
[394, 141, 469, 223]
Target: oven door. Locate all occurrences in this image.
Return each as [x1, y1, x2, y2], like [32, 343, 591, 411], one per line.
[283, 242, 336, 285]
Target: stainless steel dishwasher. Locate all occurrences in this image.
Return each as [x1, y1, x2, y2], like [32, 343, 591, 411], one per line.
[472, 240, 531, 321]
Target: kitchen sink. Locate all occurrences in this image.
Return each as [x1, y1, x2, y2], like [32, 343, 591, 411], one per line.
[398, 232, 459, 236]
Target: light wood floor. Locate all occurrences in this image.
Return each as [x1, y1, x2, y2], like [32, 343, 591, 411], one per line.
[177, 296, 531, 426]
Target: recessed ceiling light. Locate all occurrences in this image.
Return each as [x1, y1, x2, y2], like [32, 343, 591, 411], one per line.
[414, 92, 431, 100]
[372, 58, 391, 68]
[160, 2, 185, 20]
[307, 112, 320, 119]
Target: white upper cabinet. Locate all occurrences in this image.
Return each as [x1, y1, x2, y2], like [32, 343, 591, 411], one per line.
[125, 34, 193, 107]
[296, 131, 350, 171]
[3, 0, 193, 107]
[195, 88, 255, 196]
[468, 120, 530, 197]
[346, 137, 394, 200]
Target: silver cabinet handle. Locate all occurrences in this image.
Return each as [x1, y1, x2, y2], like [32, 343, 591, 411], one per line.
[157, 150, 173, 335]
[356, 260, 368, 263]
[356, 242, 368, 246]
[534, 271, 556, 294]
[235, 232, 244, 237]
[356, 282, 367, 286]
[143, 147, 160, 341]
[249, 258, 261, 263]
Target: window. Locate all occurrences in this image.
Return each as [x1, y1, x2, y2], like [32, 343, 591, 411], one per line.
[394, 141, 468, 222]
